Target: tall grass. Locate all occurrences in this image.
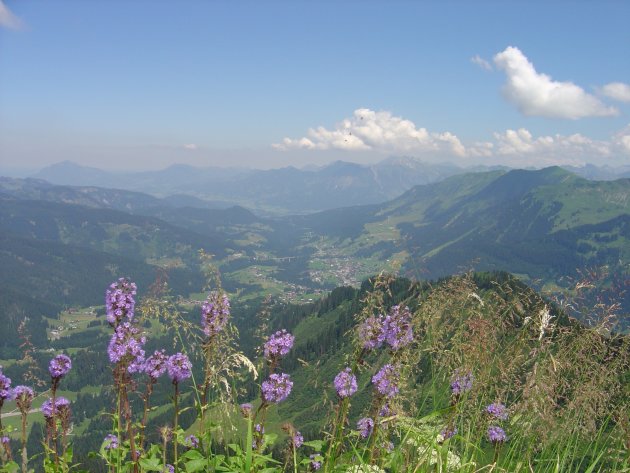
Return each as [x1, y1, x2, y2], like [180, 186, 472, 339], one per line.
[0, 269, 628, 472]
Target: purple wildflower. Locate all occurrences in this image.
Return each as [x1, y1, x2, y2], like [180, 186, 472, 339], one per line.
[372, 364, 400, 398]
[41, 396, 70, 418]
[104, 434, 119, 450]
[357, 315, 386, 349]
[450, 370, 474, 396]
[382, 305, 413, 350]
[144, 350, 168, 380]
[164, 465, 174, 473]
[439, 426, 458, 441]
[185, 435, 199, 449]
[167, 353, 192, 383]
[49, 354, 72, 380]
[13, 385, 34, 412]
[310, 454, 322, 470]
[0, 436, 9, 445]
[263, 330, 295, 359]
[357, 417, 375, 439]
[379, 403, 393, 417]
[333, 367, 358, 398]
[487, 426, 507, 444]
[201, 291, 230, 337]
[292, 431, 303, 448]
[261, 373, 293, 403]
[486, 402, 509, 421]
[383, 441, 394, 452]
[105, 278, 137, 325]
[0, 371, 13, 400]
[107, 322, 146, 373]
[240, 402, 253, 417]
[253, 424, 265, 449]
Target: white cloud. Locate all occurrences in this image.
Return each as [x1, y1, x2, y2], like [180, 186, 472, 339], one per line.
[183, 143, 198, 150]
[471, 54, 492, 71]
[274, 108, 467, 156]
[492, 128, 612, 163]
[0, 1, 23, 30]
[612, 124, 630, 154]
[600, 82, 630, 103]
[273, 109, 630, 166]
[493, 46, 618, 119]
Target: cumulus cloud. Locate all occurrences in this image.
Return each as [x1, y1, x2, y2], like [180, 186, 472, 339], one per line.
[612, 124, 630, 154]
[471, 54, 492, 71]
[493, 46, 618, 119]
[492, 128, 613, 164]
[0, 1, 23, 30]
[274, 108, 466, 156]
[600, 82, 630, 103]
[273, 108, 630, 166]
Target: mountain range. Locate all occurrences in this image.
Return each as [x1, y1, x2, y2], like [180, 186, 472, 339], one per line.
[1, 166, 628, 313]
[29, 159, 630, 215]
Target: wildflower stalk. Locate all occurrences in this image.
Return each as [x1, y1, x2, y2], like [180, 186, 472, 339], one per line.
[173, 381, 180, 473]
[0, 399, 5, 466]
[50, 379, 60, 468]
[139, 379, 154, 450]
[20, 412, 27, 473]
[244, 416, 253, 473]
[122, 382, 139, 472]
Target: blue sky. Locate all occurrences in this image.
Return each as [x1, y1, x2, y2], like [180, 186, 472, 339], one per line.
[1, 0, 629, 172]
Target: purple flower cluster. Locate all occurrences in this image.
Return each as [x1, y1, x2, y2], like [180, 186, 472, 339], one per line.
[144, 349, 168, 380]
[104, 434, 119, 450]
[164, 465, 175, 473]
[263, 329, 295, 359]
[49, 354, 72, 380]
[357, 315, 386, 349]
[167, 353, 192, 383]
[357, 417, 374, 439]
[292, 431, 303, 448]
[372, 364, 400, 398]
[357, 306, 413, 351]
[108, 322, 146, 373]
[0, 368, 12, 400]
[201, 291, 230, 337]
[450, 369, 474, 396]
[240, 402, 253, 417]
[382, 305, 413, 350]
[333, 367, 358, 398]
[13, 385, 34, 412]
[440, 426, 458, 441]
[261, 373, 293, 403]
[310, 454, 322, 470]
[487, 425, 507, 443]
[185, 435, 199, 448]
[379, 403, 393, 417]
[253, 423, 265, 449]
[486, 402, 508, 421]
[1, 436, 9, 446]
[41, 396, 70, 418]
[105, 278, 137, 325]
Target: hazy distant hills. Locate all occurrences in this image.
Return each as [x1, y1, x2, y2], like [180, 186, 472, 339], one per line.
[1, 166, 628, 325]
[31, 158, 501, 214]
[298, 167, 629, 291]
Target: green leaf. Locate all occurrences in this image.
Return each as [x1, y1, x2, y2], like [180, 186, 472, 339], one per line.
[138, 457, 162, 471]
[181, 449, 204, 460]
[185, 459, 208, 472]
[302, 440, 324, 450]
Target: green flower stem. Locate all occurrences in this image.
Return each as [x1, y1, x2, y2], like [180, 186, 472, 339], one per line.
[173, 381, 180, 473]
